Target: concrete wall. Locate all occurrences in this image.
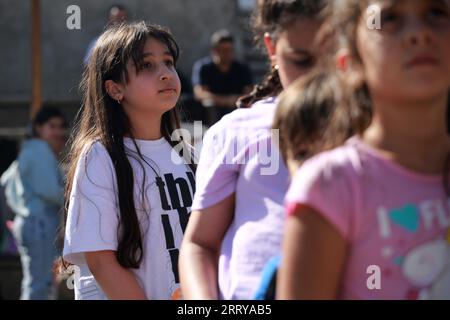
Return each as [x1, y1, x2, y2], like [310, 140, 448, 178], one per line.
[0, 0, 251, 105]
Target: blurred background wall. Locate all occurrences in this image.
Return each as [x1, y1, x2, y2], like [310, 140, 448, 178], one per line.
[0, 0, 266, 133]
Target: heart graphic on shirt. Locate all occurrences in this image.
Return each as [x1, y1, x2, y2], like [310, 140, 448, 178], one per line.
[393, 256, 404, 266]
[389, 204, 419, 233]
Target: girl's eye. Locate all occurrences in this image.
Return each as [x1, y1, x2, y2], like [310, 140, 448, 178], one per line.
[380, 9, 404, 31]
[292, 57, 314, 69]
[165, 60, 175, 67]
[428, 5, 450, 19]
[142, 62, 153, 69]
[381, 11, 400, 24]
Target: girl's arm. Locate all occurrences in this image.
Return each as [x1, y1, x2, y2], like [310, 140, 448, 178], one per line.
[277, 206, 347, 300]
[85, 250, 147, 300]
[179, 193, 235, 299]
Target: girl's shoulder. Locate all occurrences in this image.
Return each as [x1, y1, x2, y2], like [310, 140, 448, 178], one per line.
[81, 140, 108, 158]
[249, 96, 278, 109]
[296, 138, 363, 184]
[77, 140, 115, 173]
[206, 97, 278, 141]
[71, 140, 117, 189]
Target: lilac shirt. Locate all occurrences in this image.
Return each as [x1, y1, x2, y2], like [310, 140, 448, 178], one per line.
[192, 97, 289, 299]
[286, 137, 450, 299]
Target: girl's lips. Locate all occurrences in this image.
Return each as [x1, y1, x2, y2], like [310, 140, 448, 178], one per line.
[158, 88, 177, 93]
[406, 56, 439, 68]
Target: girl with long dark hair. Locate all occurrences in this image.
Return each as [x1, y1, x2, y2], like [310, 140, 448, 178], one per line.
[62, 22, 195, 300]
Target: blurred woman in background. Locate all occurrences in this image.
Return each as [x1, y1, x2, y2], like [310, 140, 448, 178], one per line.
[1, 107, 66, 299]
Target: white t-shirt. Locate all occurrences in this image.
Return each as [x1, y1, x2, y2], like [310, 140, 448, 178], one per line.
[63, 137, 195, 300]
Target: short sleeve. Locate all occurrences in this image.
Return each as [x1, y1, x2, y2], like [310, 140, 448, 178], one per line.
[191, 120, 241, 210]
[63, 142, 120, 265]
[285, 151, 355, 241]
[191, 59, 205, 87]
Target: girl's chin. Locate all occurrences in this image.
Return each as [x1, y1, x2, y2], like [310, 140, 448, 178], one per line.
[399, 88, 448, 103]
[377, 77, 448, 101]
[130, 103, 177, 114]
[156, 104, 178, 115]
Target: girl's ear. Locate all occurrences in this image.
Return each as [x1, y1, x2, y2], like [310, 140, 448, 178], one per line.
[105, 80, 125, 102]
[263, 33, 277, 67]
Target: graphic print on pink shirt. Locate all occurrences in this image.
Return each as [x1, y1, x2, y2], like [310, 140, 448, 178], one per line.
[285, 137, 450, 299]
[376, 202, 450, 300]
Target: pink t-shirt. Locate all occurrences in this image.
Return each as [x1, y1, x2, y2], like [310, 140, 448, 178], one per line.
[286, 137, 450, 300]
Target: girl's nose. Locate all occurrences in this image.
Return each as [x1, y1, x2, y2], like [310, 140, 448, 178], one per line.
[159, 64, 172, 81]
[405, 18, 435, 47]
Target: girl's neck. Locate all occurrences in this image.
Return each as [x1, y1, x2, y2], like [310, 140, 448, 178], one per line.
[362, 93, 449, 175]
[126, 109, 163, 141]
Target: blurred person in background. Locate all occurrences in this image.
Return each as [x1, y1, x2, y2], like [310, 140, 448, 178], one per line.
[84, 4, 129, 66]
[1, 107, 67, 299]
[191, 29, 253, 126]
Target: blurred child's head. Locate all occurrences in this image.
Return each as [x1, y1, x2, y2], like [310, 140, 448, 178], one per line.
[256, 0, 329, 87]
[239, 0, 329, 107]
[273, 71, 353, 174]
[32, 106, 67, 153]
[331, 0, 450, 127]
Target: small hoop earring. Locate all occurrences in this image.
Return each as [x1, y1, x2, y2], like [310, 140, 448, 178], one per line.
[117, 98, 122, 104]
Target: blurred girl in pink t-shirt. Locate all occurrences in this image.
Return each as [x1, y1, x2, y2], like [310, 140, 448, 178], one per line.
[277, 0, 450, 299]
